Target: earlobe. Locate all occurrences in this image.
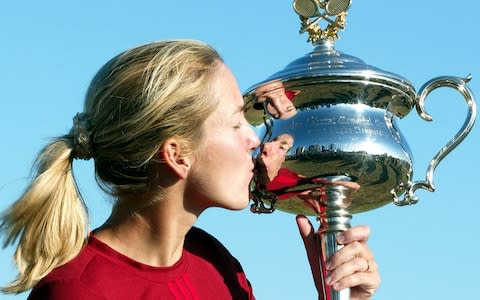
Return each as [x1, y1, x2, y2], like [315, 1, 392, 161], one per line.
[158, 138, 191, 179]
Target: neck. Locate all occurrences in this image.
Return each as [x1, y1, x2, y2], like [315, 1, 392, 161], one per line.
[94, 189, 199, 267]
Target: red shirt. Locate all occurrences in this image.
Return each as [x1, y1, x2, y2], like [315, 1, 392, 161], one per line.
[28, 227, 255, 300]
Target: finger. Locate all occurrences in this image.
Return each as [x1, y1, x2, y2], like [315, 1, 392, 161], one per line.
[296, 215, 322, 289]
[336, 225, 371, 245]
[296, 215, 315, 246]
[269, 96, 284, 113]
[327, 241, 373, 272]
[331, 268, 380, 294]
[266, 101, 281, 118]
[296, 215, 317, 257]
[327, 255, 372, 285]
[268, 96, 292, 118]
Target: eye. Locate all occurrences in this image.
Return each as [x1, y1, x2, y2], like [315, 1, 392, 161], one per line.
[234, 112, 248, 129]
[233, 121, 242, 129]
[279, 141, 292, 152]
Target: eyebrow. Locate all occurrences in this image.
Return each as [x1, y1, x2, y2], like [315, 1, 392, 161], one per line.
[234, 104, 246, 114]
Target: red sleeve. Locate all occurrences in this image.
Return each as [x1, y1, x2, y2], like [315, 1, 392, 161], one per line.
[28, 279, 107, 300]
[284, 89, 297, 100]
[266, 167, 302, 191]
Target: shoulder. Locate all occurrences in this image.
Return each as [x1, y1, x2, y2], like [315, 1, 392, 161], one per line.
[185, 226, 240, 268]
[185, 227, 256, 299]
[185, 227, 235, 260]
[186, 226, 226, 247]
[28, 237, 114, 299]
[28, 278, 107, 300]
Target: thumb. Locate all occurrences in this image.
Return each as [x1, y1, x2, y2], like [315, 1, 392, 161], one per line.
[296, 215, 322, 291]
[296, 215, 315, 243]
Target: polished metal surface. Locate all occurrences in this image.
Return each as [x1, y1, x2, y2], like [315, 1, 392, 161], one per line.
[247, 101, 413, 214]
[316, 176, 355, 299]
[393, 75, 477, 205]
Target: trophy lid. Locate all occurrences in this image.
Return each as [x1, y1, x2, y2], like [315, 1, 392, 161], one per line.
[244, 0, 417, 118]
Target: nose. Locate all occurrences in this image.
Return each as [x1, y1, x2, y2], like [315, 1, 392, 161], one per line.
[261, 140, 275, 155]
[247, 125, 261, 151]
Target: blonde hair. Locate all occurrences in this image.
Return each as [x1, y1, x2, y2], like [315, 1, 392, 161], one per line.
[0, 40, 223, 293]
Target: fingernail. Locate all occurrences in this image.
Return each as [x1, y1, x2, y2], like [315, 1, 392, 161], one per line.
[326, 275, 332, 285]
[325, 261, 332, 270]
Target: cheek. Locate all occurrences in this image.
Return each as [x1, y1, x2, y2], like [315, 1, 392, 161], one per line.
[197, 127, 250, 167]
[214, 134, 244, 154]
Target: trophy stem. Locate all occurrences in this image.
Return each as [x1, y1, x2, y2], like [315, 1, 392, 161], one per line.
[316, 175, 356, 300]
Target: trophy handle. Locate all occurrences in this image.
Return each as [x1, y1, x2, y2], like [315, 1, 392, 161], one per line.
[394, 75, 477, 205]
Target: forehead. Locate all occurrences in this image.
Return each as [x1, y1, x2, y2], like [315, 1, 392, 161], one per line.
[211, 64, 244, 113]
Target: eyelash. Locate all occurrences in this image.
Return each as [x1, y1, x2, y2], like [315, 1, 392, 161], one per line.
[234, 114, 247, 129]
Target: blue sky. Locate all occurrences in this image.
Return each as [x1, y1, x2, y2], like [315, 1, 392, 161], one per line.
[0, 1, 478, 299]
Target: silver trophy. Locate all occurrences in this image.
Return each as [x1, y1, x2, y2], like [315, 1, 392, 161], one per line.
[244, 1, 477, 299]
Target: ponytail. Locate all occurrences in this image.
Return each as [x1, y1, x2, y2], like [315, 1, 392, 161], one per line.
[0, 136, 88, 293]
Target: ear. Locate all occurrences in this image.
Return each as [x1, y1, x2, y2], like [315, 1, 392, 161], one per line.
[158, 138, 192, 180]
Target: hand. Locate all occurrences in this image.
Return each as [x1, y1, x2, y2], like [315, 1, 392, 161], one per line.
[296, 215, 380, 300]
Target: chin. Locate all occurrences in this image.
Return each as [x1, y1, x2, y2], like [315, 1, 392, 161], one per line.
[225, 195, 250, 211]
[237, 199, 250, 210]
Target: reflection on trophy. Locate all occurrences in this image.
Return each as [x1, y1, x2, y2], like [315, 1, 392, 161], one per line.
[244, 0, 477, 299]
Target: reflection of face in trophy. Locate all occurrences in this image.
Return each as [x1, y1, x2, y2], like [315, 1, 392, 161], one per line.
[244, 1, 476, 299]
[255, 81, 299, 120]
[256, 133, 295, 184]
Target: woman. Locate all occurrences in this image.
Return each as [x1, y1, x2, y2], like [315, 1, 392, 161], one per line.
[1, 40, 379, 299]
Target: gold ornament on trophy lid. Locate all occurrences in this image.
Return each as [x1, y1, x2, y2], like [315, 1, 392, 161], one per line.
[294, 0, 350, 43]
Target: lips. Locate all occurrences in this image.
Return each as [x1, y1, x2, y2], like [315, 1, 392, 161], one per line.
[248, 163, 256, 181]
